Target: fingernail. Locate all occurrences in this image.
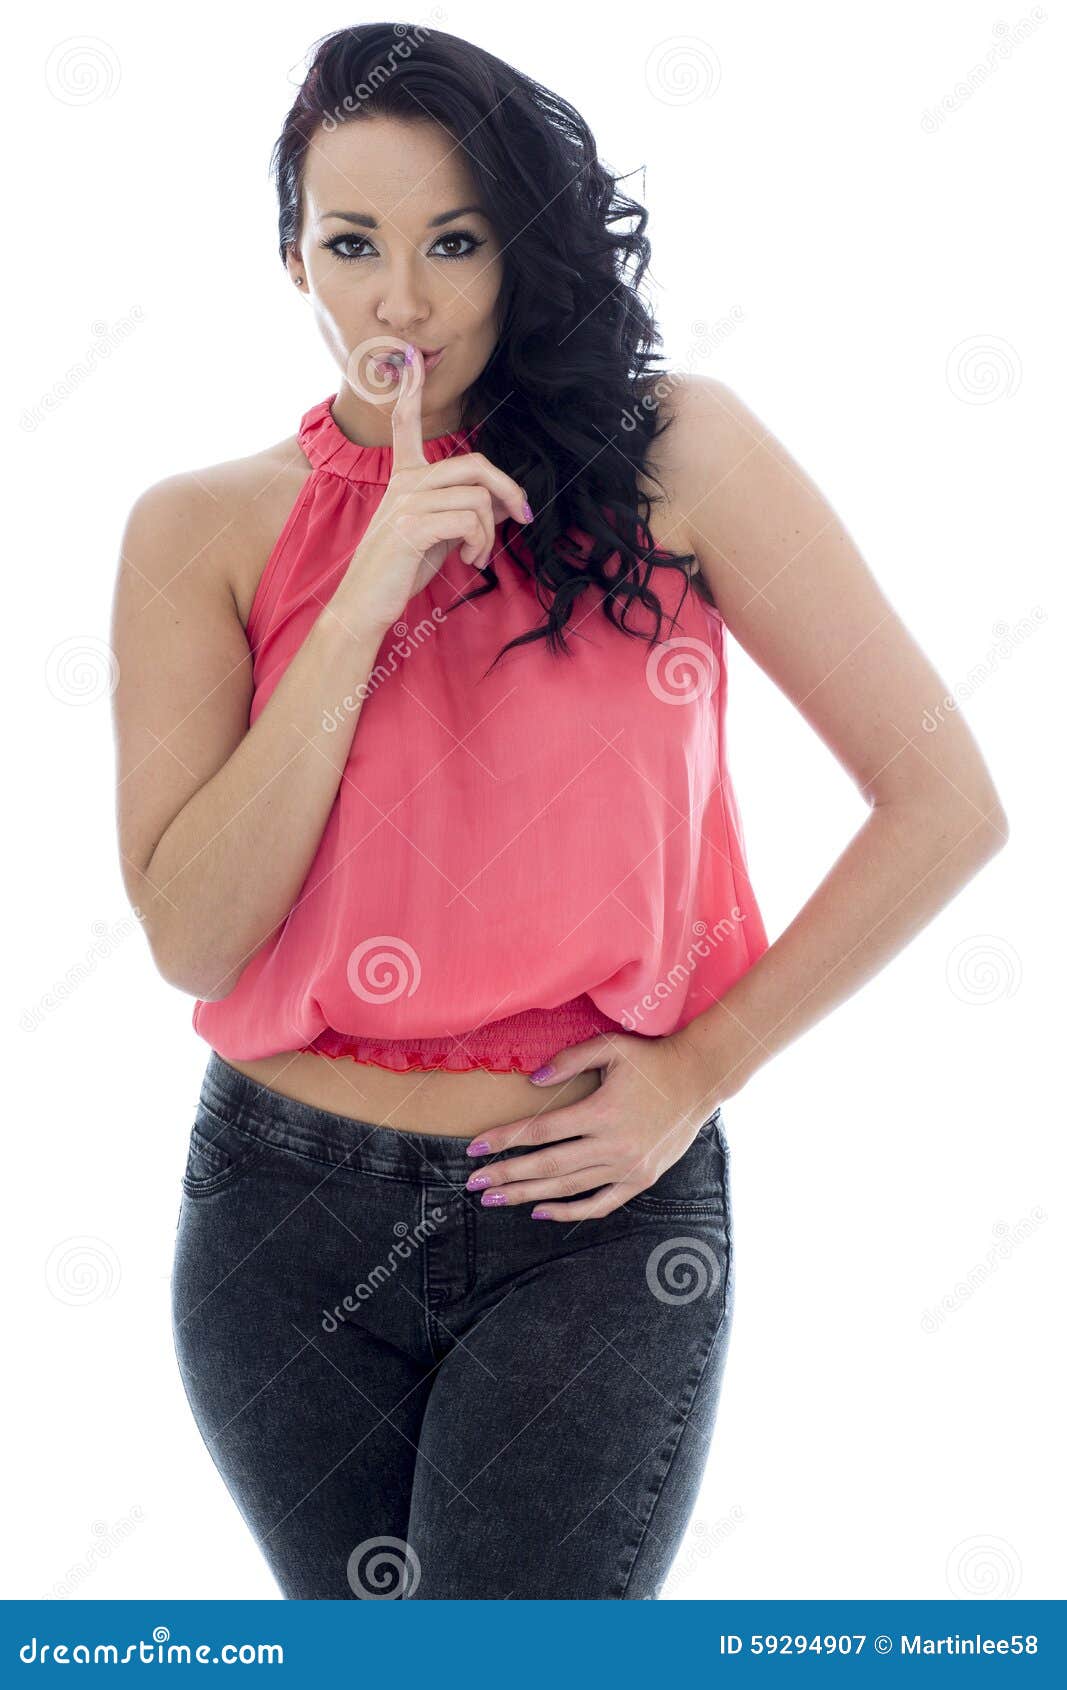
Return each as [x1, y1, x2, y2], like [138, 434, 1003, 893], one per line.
[529, 1064, 554, 1083]
[521, 500, 534, 522]
[467, 1139, 492, 1156]
[466, 1173, 491, 1190]
[404, 343, 415, 364]
[531, 1208, 551, 1220]
[481, 1191, 507, 1206]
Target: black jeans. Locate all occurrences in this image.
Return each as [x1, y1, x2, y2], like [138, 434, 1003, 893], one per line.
[171, 1051, 735, 1599]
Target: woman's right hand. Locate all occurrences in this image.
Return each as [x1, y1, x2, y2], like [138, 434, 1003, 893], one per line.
[340, 344, 532, 631]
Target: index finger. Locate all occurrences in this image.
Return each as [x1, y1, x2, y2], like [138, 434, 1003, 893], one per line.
[389, 343, 426, 470]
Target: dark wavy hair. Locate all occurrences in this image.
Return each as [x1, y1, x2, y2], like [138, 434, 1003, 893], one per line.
[271, 21, 712, 673]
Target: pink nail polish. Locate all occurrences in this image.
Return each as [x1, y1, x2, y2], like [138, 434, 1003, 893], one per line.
[481, 1191, 507, 1206]
[531, 1208, 551, 1220]
[529, 1064, 554, 1083]
[466, 1173, 491, 1190]
[403, 343, 415, 364]
[522, 500, 534, 522]
[467, 1139, 491, 1157]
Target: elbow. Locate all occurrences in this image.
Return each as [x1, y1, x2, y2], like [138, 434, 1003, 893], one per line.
[148, 919, 238, 1002]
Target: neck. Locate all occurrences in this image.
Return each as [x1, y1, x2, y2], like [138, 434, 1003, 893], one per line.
[331, 381, 468, 448]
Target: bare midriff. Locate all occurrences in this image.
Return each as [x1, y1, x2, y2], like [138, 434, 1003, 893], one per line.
[220, 1048, 602, 1137]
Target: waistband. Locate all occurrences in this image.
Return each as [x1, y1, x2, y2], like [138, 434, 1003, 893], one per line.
[199, 1050, 721, 1187]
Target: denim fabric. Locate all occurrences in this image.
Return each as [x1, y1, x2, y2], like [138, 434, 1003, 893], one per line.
[171, 1051, 735, 1600]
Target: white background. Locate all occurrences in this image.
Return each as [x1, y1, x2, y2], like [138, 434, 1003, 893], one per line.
[5, 0, 1062, 1601]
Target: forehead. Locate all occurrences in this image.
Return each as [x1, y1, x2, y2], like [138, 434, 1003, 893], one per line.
[301, 116, 478, 224]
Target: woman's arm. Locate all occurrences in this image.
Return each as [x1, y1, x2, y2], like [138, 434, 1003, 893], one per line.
[664, 374, 1010, 1099]
[110, 472, 392, 1000]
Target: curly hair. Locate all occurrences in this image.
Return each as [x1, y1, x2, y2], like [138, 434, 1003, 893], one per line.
[270, 21, 711, 674]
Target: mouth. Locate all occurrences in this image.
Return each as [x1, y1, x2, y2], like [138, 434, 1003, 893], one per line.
[372, 345, 446, 380]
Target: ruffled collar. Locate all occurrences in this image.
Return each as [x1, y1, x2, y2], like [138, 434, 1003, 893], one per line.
[298, 395, 481, 485]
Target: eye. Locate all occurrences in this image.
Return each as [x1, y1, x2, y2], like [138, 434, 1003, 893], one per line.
[319, 227, 488, 263]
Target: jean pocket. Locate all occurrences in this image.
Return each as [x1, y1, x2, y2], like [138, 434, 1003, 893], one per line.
[182, 1100, 272, 1197]
[623, 1119, 727, 1219]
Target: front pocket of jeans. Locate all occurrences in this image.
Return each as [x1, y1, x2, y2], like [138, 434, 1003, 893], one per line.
[623, 1127, 727, 1218]
[182, 1103, 272, 1197]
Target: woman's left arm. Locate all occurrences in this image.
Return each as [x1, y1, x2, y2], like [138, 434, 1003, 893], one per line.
[660, 373, 1010, 1105]
[465, 375, 1010, 1216]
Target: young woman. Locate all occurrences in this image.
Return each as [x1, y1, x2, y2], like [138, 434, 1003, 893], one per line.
[111, 24, 1008, 1600]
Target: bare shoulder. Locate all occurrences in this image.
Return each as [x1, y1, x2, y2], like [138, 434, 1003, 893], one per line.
[119, 430, 311, 627]
[633, 371, 751, 569]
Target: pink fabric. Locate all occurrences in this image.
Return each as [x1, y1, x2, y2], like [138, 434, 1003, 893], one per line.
[192, 395, 770, 1074]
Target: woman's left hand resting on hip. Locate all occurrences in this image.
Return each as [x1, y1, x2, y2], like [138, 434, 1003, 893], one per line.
[463, 1030, 723, 1219]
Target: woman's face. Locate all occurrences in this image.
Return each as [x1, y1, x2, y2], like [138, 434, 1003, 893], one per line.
[286, 115, 504, 439]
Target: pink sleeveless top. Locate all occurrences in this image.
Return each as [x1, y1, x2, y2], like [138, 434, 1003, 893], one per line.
[192, 396, 769, 1074]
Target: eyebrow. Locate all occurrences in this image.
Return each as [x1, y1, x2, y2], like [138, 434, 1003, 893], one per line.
[322, 204, 487, 229]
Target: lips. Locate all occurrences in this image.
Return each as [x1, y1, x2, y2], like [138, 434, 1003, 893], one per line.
[371, 346, 445, 380]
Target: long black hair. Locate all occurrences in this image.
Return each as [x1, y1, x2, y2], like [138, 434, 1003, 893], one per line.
[271, 21, 712, 673]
